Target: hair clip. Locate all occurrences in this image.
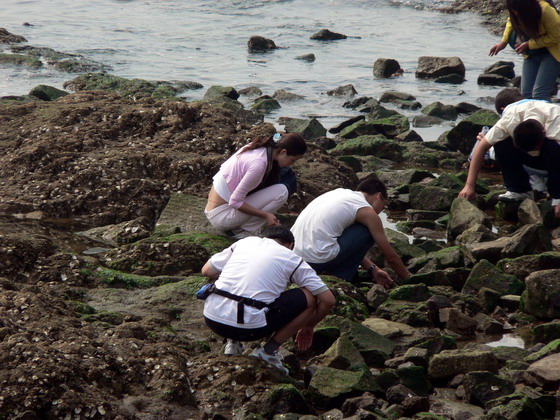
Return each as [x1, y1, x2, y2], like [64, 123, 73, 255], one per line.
[272, 133, 282, 143]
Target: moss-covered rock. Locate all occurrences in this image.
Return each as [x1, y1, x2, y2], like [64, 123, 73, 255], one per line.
[284, 117, 327, 140]
[257, 384, 315, 418]
[306, 367, 381, 410]
[308, 336, 367, 371]
[331, 135, 404, 161]
[496, 251, 560, 281]
[388, 284, 432, 302]
[64, 72, 180, 99]
[409, 184, 455, 212]
[29, 85, 69, 101]
[462, 259, 523, 297]
[408, 246, 474, 273]
[532, 321, 560, 343]
[0, 53, 42, 69]
[422, 101, 458, 120]
[318, 315, 396, 366]
[251, 98, 281, 114]
[322, 276, 369, 321]
[90, 267, 192, 289]
[524, 339, 560, 363]
[440, 109, 500, 155]
[428, 349, 499, 379]
[521, 269, 560, 319]
[397, 365, 431, 396]
[463, 371, 515, 407]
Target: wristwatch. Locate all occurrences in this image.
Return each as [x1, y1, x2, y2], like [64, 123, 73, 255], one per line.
[367, 264, 376, 275]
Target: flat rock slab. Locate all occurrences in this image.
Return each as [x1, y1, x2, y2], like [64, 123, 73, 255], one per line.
[156, 193, 220, 234]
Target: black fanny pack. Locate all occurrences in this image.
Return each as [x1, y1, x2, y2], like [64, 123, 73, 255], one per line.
[196, 283, 269, 324]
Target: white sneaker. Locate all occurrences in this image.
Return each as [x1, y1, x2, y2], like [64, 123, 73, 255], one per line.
[529, 174, 548, 193]
[224, 339, 244, 355]
[498, 191, 534, 201]
[249, 346, 289, 374]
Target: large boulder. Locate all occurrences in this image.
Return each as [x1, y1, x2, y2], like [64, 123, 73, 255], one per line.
[29, 85, 69, 101]
[416, 56, 465, 80]
[310, 29, 347, 41]
[408, 246, 475, 273]
[521, 269, 560, 319]
[429, 399, 484, 420]
[440, 109, 500, 155]
[307, 336, 367, 371]
[327, 84, 358, 97]
[373, 59, 402, 78]
[284, 117, 327, 140]
[468, 224, 552, 263]
[422, 102, 458, 121]
[447, 197, 492, 241]
[0, 28, 27, 43]
[256, 384, 315, 418]
[524, 353, 560, 389]
[428, 349, 499, 379]
[247, 36, 277, 51]
[307, 367, 380, 410]
[463, 371, 515, 407]
[497, 252, 560, 281]
[331, 135, 404, 161]
[462, 259, 523, 297]
[339, 114, 409, 139]
[320, 316, 396, 365]
[409, 185, 455, 212]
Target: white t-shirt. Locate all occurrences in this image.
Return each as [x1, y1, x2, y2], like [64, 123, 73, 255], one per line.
[291, 188, 371, 264]
[486, 100, 560, 146]
[203, 236, 328, 329]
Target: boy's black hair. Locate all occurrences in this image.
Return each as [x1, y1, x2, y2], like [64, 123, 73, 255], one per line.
[494, 88, 524, 114]
[356, 174, 388, 200]
[262, 225, 295, 244]
[513, 119, 546, 151]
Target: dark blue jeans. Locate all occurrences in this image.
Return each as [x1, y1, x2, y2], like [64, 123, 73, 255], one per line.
[309, 223, 375, 282]
[494, 137, 546, 193]
[279, 167, 297, 195]
[521, 49, 560, 101]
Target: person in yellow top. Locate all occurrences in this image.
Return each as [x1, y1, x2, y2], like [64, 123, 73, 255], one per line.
[489, 0, 560, 101]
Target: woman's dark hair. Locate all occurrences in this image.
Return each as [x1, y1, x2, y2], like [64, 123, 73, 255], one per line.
[507, 0, 543, 40]
[262, 225, 294, 245]
[356, 175, 388, 200]
[513, 119, 546, 151]
[494, 88, 524, 113]
[241, 132, 307, 156]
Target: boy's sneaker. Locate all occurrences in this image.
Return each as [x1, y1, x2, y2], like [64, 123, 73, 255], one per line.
[224, 339, 244, 355]
[250, 346, 289, 374]
[498, 191, 534, 201]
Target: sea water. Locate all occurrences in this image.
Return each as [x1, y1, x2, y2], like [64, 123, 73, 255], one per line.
[1, 0, 518, 138]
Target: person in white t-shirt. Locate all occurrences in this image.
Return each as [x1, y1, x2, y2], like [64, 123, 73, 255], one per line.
[290, 175, 410, 286]
[459, 88, 560, 204]
[200, 225, 336, 374]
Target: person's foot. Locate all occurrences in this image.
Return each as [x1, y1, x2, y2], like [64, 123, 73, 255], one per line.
[498, 191, 534, 201]
[224, 339, 244, 355]
[250, 346, 289, 374]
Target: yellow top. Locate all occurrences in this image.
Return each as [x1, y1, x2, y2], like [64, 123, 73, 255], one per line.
[501, 0, 560, 61]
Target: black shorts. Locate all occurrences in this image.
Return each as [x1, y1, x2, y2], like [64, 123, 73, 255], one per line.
[204, 288, 308, 342]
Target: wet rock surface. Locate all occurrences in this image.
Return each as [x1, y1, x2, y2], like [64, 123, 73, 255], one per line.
[1, 7, 560, 417]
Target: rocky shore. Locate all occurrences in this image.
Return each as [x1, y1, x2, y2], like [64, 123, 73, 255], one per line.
[1, 5, 560, 419]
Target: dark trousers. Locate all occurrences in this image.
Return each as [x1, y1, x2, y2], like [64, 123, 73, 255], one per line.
[494, 137, 546, 193]
[309, 223, 375, 282]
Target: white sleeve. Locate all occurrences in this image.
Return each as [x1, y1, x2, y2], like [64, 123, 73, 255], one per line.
[209, 243, 236, 272]
[290, 258, 329, 295]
